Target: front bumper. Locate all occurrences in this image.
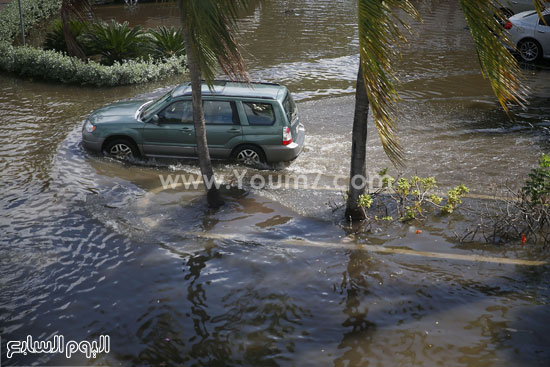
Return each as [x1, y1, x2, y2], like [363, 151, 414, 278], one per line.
[82, 132, 104, 153]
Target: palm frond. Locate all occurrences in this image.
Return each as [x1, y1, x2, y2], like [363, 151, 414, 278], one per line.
[44, 18, 90, 55]
[357, 0, 420, 166]
[533, 0, 547, 22]
[459, 0, 528, 112]
[148, 26, 186, 59]
[85, 21, 146, 65]
[179, 0, 251, 87]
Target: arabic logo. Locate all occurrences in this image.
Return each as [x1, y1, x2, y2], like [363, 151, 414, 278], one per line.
[6, 335, 110, 359]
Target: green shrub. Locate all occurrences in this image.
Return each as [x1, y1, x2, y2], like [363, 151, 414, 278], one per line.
[148, 26, 186, 59]
[44, 22, 187, 64]
[0, 2, 187, 86]
[44, 18, 90, 55]
[522, 153, 550, 205]
[0, 41, 186, 86]
[457, 154, 550, 246]
[85, 20, 147, 65]
[0, 0, 63, 42]
[354, 169, 469, 222]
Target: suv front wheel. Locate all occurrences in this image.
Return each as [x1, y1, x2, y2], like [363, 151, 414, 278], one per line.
[104, 139, 139, 161]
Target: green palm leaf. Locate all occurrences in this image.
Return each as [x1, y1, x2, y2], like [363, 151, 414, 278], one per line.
[44, 19, 89, 54]
[148, 26, 186, 59]
[179, 0, 250, 86]
[533, 0, 547, 21]
[357, 0, 419, 166]
[85, 20, 146, 65]
[460, 0, 528, 112]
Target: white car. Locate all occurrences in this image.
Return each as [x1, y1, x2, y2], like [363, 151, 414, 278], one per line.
[500, 0, 549, 16]
[505, 9, 550, 62]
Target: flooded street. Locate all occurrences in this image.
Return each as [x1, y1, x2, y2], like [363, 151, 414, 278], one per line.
[1, 0, 550, 366]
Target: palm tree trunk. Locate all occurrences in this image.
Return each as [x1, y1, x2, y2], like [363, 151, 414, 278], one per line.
[60, 0, 89, 60]
[181, 24, 225, 208]
[61, 12, 86, 60]
[345, 64, 369, 221]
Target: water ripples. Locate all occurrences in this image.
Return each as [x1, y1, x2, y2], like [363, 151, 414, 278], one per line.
[2, 0, 550, 365]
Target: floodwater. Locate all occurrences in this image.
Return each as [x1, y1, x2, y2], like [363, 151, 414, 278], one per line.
[1, 0, 550, 366]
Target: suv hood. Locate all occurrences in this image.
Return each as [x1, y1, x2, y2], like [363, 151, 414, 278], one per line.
[89, 100, 148, 124]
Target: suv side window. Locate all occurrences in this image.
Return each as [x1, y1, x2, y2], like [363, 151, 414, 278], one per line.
[243, 102, 276, 126]
[203, 101, 239, 125]
[539, 15, 550, 26]
[159, 101, 192, 124]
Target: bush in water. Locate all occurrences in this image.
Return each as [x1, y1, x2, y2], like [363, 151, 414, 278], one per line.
[0, 41, 186, 86]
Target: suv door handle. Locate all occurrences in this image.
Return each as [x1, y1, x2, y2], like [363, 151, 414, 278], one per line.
[227, 128, 241, 133]
[179, 127, 193, 133]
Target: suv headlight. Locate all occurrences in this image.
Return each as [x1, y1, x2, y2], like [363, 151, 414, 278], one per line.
[84, 120, 96, 133]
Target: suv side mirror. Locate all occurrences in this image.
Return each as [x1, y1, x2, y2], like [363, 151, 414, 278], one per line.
[151, 114, 160, 124]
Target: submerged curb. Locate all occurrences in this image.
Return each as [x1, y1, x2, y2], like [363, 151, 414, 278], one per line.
[183, 232, 547, 267]
[148, 181, 521, 201]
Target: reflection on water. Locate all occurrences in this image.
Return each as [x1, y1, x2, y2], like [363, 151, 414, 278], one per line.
[1, 0, 550, 366]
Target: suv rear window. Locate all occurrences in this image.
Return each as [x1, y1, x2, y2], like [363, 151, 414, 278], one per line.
[203, 101, 240, 125]
[283, 93, 296, 122]
[243, 102, 275, 126]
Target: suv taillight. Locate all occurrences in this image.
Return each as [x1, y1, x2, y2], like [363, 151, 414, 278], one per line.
[283, 126, 292, 145]
[504, 21, 512, 30]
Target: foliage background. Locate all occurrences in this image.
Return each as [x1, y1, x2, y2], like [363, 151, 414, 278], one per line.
[0, 0, 186, 86]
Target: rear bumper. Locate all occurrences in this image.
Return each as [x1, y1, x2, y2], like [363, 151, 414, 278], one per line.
[263, 124, 305, 163]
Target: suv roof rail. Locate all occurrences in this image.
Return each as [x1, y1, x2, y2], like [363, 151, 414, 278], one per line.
[173, 80, 284, 99]
[199, 80, 281, 87]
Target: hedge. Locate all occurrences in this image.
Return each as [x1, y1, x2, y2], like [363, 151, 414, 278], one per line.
[0, 0, 187, 86]
[0, 41, 186, 86]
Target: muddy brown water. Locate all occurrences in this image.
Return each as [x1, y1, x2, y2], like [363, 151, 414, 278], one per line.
[1, 1, 550, 366]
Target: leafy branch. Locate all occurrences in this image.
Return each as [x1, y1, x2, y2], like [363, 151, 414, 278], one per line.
[355, 169, 469, 222]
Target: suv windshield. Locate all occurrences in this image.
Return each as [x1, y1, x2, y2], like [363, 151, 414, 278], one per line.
[283, 93, 297, 122]
[142, 90, 172, 121]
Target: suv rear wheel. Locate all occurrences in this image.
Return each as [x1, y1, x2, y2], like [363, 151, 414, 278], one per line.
[233, 145, 265, 166]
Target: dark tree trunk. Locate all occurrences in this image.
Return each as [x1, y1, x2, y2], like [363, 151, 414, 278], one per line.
[61, 12, 86, 60]
[345, 64, 369, 221]
[181, 16, 224, 208]
[60, 0, 89, 60]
